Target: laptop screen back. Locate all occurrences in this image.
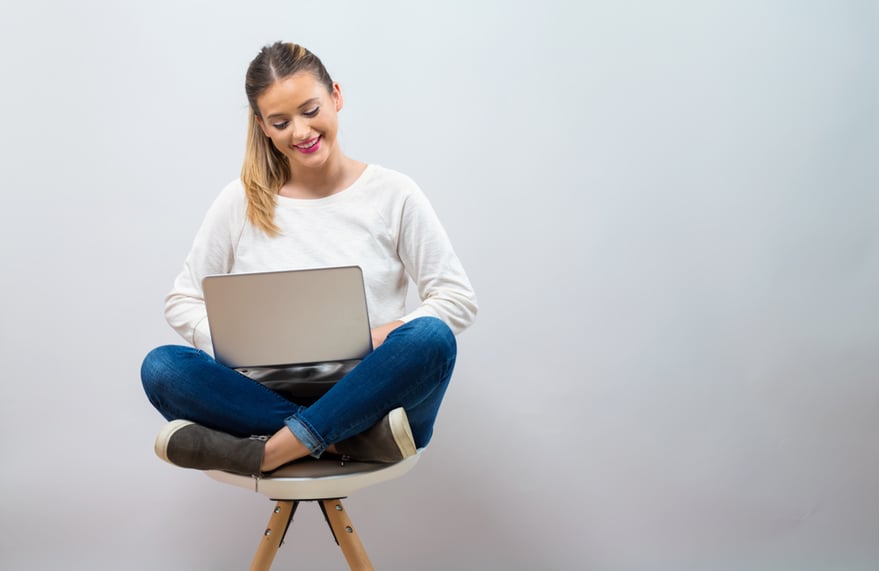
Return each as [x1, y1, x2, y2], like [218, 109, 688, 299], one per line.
[202, 266, 373, 368]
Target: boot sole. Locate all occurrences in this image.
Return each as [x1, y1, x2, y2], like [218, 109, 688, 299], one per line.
[154, 419, 194, 464]
[388, 408, 417, 459]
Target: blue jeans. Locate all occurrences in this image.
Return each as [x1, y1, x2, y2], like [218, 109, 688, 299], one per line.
[141, 317, 456, 457]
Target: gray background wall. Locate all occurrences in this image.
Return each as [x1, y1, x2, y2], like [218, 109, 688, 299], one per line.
[1, 1, 877, 570]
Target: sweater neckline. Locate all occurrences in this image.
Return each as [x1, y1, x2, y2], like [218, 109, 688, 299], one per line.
[275, 164, 376, 208]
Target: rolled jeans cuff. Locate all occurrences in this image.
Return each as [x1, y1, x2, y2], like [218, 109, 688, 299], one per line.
[284, 408, 327, 458]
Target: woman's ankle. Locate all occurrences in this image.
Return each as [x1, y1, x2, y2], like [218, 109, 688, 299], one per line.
[261, 427, 310, 471]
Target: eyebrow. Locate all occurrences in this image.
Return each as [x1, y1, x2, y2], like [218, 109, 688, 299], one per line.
[266, 98, 320, 120]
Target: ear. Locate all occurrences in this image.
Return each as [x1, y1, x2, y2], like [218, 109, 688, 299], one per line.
[332, 82, 344, 112]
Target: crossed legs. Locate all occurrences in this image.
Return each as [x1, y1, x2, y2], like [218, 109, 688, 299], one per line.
[142, 317, 456, 471]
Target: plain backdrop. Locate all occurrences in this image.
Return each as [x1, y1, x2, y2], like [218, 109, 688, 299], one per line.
[1, 1, 877, 570]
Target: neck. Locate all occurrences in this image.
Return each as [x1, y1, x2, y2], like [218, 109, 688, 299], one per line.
[285, 147, 352, 199]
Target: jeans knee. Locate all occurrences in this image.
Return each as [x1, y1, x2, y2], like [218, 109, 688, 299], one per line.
[426, 316, 457, 354]
[140, 345, 189, 396]
[403, 317, 457, 365]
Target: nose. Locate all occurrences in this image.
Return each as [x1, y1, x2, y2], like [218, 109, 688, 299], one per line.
[291, 117, 311, 141]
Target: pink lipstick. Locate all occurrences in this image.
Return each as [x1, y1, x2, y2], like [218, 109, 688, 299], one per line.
[293, 136, 321, 154]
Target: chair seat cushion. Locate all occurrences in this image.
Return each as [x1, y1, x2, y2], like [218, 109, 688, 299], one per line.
[205, 450, 422, 500]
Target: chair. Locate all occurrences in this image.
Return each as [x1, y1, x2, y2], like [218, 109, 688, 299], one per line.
[206, 451, 422, 571]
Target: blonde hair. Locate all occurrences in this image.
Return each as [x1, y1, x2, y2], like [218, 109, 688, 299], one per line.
[240, 42, 334, 236]
[241, 111, 287, 236]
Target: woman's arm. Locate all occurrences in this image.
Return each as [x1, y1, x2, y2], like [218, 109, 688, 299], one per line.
[164, 182, 246, 352]
[396, 183, 478, 335]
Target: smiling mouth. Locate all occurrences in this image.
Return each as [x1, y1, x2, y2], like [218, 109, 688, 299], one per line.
[293, 136, 321, 153]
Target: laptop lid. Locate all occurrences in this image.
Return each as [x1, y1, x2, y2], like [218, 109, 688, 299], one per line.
[202, 266, 373, 368]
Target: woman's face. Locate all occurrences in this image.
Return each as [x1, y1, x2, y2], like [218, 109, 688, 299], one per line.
[256, 71, 343, 171]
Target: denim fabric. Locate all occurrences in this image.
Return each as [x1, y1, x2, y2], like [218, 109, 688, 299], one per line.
[141, 316, 456, 457]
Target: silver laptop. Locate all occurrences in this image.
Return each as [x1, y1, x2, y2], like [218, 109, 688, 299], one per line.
[202, 266, 373, 368]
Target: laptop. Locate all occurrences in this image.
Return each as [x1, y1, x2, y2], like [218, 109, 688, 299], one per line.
[202, 266, 373, 369]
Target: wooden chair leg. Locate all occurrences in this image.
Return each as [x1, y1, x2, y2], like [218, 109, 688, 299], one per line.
[249, 500, 297, 571]
[320, 499, 374, 571]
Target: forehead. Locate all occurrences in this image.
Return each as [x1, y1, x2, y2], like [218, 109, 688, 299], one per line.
[257, 72, 329, 117]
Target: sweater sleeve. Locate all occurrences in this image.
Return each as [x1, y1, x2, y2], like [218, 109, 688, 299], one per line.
[164, 182, 246, 352]
[396, 182, 478, 335]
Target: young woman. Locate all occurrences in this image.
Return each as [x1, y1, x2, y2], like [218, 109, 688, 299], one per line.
[140, 42, 477, 476]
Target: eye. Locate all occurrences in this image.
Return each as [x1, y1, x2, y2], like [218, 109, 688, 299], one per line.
[271, 121, 289, 129]
[303, 106, 320, 118]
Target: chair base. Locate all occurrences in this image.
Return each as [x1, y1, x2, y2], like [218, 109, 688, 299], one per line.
[208, 452, 422, 570]
[250, 498, 374, 571]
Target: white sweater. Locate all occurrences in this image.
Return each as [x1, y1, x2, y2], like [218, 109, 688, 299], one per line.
[165, 164, 478, 353]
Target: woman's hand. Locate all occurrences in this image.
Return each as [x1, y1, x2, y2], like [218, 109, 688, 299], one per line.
[371, 320, 404, 349]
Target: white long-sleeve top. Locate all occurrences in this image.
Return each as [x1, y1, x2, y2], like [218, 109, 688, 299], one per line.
[165, 164, 478, 353]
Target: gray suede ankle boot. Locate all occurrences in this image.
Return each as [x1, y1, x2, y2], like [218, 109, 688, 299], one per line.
[334, 407, 417, 463]
[154, 420, 266, 476]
